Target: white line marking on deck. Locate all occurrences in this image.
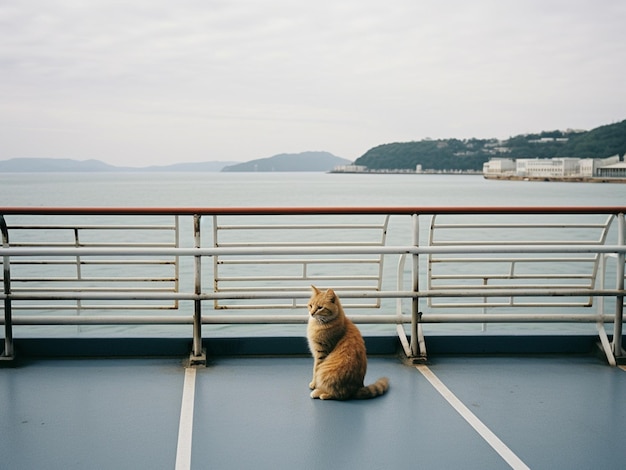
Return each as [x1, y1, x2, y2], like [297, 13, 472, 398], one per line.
[416, 364, 530, 470]
[175, 367, 197, 470]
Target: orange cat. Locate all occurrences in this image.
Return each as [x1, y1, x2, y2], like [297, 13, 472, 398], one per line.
[306, 286, 389, 400]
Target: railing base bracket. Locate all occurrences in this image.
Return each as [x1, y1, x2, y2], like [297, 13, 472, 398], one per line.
[185, 348, 207, 368]
[406, 356, 429, 366]
[398, 349, 429, 367]
[0, 354, 17, 368]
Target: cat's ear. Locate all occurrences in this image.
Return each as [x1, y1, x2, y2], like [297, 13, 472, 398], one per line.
[311, 285, 321, 295]
[325, 288, 336, 303]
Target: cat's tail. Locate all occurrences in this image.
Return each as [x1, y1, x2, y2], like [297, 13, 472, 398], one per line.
[355, 377, 389, 399]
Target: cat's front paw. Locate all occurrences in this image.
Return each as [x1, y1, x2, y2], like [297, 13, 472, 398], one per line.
[309, 381, 316, 390]
[310, 388, 333, 400]
[310, 388, 325, 399]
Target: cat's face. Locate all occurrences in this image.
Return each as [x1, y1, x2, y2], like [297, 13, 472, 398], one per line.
[308, 286, 339, 323]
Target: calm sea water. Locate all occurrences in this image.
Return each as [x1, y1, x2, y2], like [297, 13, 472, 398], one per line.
[2, 172, 625, 338]
[2, 171, 625, 207]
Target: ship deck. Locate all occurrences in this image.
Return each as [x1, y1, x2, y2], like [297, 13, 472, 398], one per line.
[2, 337, 626, 470]
[2, 206, 625, 468]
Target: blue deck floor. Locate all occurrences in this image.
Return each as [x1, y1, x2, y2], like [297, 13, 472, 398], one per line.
[2, 353, 626, 469]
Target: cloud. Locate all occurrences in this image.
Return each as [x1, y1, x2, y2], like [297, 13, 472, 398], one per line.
[1, 0, 625, 165]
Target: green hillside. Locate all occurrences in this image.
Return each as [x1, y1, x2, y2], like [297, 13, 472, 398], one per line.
[354, 120, 626, 171]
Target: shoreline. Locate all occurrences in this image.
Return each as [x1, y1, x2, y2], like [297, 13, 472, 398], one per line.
[483, 174, 626, 183]
[329, 170, 480, 175]
[329, 169, 626, 183]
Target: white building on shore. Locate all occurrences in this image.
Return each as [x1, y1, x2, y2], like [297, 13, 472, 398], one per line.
[483, 155, 622, 179]
[597, 161, 626, 178]
[517, 158, 579, 178]
[482, 158, 516, 176]
[332, 164, 368, 173]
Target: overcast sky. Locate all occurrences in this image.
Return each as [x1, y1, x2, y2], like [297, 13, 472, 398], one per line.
[1, 1, 625, 167]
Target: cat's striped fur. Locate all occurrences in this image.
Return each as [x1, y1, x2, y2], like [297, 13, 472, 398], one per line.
[307, 286, 389, 400]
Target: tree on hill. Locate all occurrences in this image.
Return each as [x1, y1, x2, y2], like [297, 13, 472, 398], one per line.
[355, 140, 491, 171]
[559, 120, 626, 158]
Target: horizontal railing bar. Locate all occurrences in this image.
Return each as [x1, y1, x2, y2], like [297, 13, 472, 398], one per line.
[432, 240, 605, 246]
[216, 241, 385, 248]
[420, 313, 610, 322]
[215, 285, 380, 291]
[430, 274, 594, 282]
[0, 313, 615, 326]
[430, 302, 592, 308]
[13, 242, 177, 248]
[12, 277, 176, 283]
[432, 223, 609, 229]
[2, 315, 192, 325]
[2, 244, 626, 257]
[214, 303, 379, 309]
[1, 288, 623, 301]
[8, 225, 176, 230]
[216, 276, 379, 282]
[418, 289, 622, 297]
[218, 258, 380, 265]
[2, 206, 626, 216]
[11, 287, 177, 293]
[430, 285, 593, 291]
[431, 275, 592, 280]
[430, 257, 596, 262]
[217, 224, 386, 230]
[5, 260, 176, 265]
[10, 305, 177, 310]
[1, 314, 410, 325]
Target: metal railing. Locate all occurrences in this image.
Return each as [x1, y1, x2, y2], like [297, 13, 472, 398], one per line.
[2, 218, 180, 311]
[427, 214, 614, 308]
[212, 213, 390, 309]
[1, 206, 625, 365]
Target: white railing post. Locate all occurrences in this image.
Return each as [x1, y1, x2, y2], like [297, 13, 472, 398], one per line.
[174, 215, 180, 309]
[613, 213, 625, 358]
[1, 215, 14, 362]
[190, 214, 206, 365]
[73, 228, 83, 335]
[410, 213, 424, 359]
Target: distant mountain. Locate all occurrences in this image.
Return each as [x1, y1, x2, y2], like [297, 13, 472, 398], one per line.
[221, 151, 350, 172]
[143, 161, 237, 172]
[0, 158, 237, 172]
[0, 158, 119, 172]
[0, 153, 348, 173]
